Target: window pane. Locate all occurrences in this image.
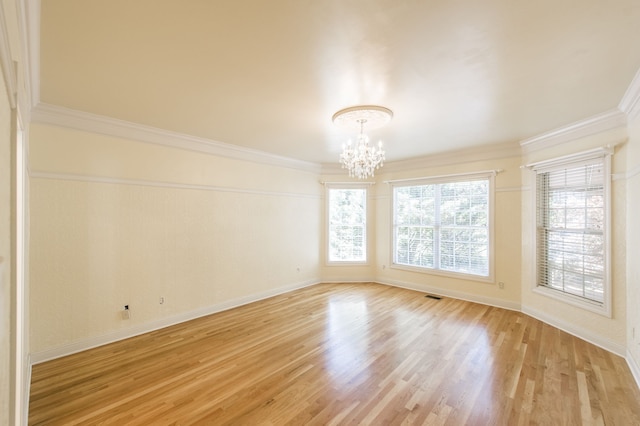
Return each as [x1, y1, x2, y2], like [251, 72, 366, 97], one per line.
[392, 177, 490, 277]
[536, 159, 606, 304]
[329, 188, 366, 262]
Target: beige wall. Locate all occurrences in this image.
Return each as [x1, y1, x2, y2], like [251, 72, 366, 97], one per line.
[29, 127, 527, 358]
[24, 102, 640, 400]
[626, 116, 640, 378]
[0, 50, 12, 426]
[29, 124, 323, 356]
[520, 127, 629, 353]
[28, 118, 640, 388]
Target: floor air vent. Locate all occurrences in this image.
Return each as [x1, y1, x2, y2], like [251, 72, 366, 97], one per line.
[425, 294, 442, 300]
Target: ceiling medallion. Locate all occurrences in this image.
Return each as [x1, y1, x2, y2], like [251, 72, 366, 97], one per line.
[333, 105, 392, 179]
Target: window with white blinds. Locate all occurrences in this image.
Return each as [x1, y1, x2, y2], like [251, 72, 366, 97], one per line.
[392, 173, 493, 279]
[328, 188, 367, 263]
[532, 149, 611, 315]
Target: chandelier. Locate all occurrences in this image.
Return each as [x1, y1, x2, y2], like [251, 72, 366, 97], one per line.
[333, 105, 393, 179]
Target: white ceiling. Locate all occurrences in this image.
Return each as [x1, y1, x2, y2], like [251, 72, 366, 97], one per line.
[39, 0, 640, 165]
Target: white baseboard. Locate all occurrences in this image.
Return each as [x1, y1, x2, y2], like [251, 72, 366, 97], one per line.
[30, 279, 320, 364]
[627, 349, 640, 390]
[321, 277, 377, 284]
[522, 305, 626, 357]
[376, 278, 522, 312]
[379, 279, 637, 384]
[23, 355, 31, 425]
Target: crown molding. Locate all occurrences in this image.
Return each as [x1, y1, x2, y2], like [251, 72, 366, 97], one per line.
[321, 141, 521, 176]
[619, 67, 640, 122]
[31, 103, 322, 173]
[22, 0, 40, 109]
[519, 109, 627, 154]
[396, 141, 522, 172]
[344, 141, 521, 176]
[0, 0, 17, 107]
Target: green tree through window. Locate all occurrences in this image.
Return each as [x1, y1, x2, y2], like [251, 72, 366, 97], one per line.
[328, 188, 367, 262]
[393, 178, 490, 277]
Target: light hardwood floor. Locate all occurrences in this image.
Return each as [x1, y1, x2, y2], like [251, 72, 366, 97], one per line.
[29, 283, 640, 425]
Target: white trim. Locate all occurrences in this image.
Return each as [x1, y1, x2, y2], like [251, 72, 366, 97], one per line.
[0, 0, 16, 107]
[620, 67, 640, 122]
[612, 172, 627, 181]
[523, 145, 615, 171]
[29, 171, 321, 200]
[19, 0, 39, 109]
[325, 186, 369, 265]
[23, 355, 31, 426]
[383, 142, 521, 173]
[388, 263, 494, 284]
[495, 186, 525, 193]
[377, 279, 521, 312]
[382, 278, 628, 362]
[528, 152, 613, 318]
[622, 164, 640, 181]
[320, 181, 376, 187]
[532, 286, 606, 316]
[324, 261, 370, 267]
[520, 109, 627, 153]
[321, 278, 377, 284]
[384, 169, 501, 185]
[522, 305, 625, 357]
[627, 350, 640, 391]
[15, 111, 28, 426]
[30, 279, 320, 364]
[31, 103, 322, 173]
[389, 172, 496, 283]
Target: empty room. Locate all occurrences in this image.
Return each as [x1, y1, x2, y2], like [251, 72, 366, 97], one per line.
[2, 0, 640, 424]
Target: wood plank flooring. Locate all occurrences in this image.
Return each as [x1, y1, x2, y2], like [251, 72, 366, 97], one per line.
[29, 283, 640, 425]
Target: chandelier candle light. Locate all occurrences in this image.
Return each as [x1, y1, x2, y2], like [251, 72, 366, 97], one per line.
[333, 105, 393, 179]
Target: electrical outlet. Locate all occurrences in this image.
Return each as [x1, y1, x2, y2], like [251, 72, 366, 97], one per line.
[159, 296, 165, 305]
[121, 305, 130, 320]
[498, 282, 505, 289]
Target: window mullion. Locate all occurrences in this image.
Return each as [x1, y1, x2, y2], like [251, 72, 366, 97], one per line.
[434, 183, 441, 270]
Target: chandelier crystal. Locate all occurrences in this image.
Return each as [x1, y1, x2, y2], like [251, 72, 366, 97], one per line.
[333, 105, 392, 179]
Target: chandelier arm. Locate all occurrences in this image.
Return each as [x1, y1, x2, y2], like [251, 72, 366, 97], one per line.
[334, 105, 392, 179]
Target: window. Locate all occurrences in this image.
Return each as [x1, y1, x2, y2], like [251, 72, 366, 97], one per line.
[532, 150, 611, 315]
[328, 187, 367, 263]
[392, 172, 493, 279]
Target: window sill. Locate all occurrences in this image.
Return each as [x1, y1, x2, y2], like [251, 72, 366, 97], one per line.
[390, 263, 494, 284]
[532, 285, 611, 318]
[326, 261, 369, 267]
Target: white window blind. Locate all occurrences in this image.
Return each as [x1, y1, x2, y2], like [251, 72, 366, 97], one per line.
[392, 175, 491, 277]
[328, 188, 367, 262]
[535, 157, 607, 304]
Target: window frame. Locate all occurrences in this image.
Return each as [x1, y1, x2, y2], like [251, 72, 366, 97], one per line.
[389, 171, 496, 283]
[528, 148, 612, 317]
[326, 184, 370, 265]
